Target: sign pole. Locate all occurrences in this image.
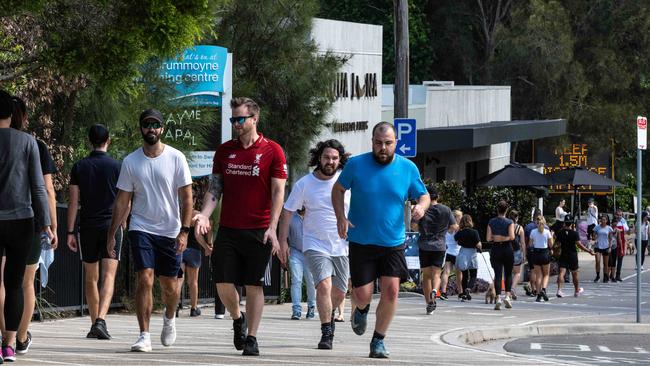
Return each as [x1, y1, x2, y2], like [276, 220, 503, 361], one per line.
[636, 116, 647, 323]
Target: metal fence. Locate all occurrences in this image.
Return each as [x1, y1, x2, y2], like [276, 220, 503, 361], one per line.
[36, 206, 280, 316]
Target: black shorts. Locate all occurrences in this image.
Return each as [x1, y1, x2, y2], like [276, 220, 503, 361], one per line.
[212, 227, 271, 287]
[419, 250, 445, 268]
[445, 254, 456, 265]
[531, 248, 551, 266]
[558, 252, 579, 271]
[80, 227, 123, 263]
[349, 242, 408, 288]
[26, 232, 41, 265]
[587, 224, 596, 238]
[594, 247, 610, 255]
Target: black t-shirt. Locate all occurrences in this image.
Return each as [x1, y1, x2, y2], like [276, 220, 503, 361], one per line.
[70, 151, 121, 228]
[555, 227, 580, 254]
[488, 216, 513, 236]
[418, 203, 456, 251]
[36, 139, 57, 175]
[455, 228, 481, 248]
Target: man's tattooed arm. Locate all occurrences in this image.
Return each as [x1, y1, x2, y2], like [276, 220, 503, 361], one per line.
[208, 174, 223, 202]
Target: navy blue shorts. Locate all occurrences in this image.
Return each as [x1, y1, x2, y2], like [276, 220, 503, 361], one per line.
[129, 230, 181, 277]
[182, 247, 202, 268]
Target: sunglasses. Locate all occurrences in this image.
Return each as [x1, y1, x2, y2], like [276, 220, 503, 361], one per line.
[140, 121, 163, 129]
[229, 115, 254, 125]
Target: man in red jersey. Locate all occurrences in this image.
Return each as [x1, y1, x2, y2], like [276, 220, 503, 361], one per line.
[194, 97, 287, 356]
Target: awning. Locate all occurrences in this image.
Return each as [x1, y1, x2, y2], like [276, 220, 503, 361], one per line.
[417, 119, 566, 153]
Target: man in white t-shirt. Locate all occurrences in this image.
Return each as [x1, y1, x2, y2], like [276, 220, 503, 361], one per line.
[107, 109, 193, 352]
[279, 139, 350, 350]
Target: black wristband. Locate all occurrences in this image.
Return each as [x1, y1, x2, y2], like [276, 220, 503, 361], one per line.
[180, 226, 191, 234]
[67, 231, 76, 235]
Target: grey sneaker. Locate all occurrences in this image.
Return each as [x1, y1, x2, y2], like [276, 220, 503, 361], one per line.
[494, 299, 502, 310]
[161, 314, 176, 346]
[426, 301, 436, 315]
[351, 307, 368, 336]
[306, 306, 315, 320]
[369, 338, 390, 358]
[291, 309, 301, 320]
[503, 296, 512, 309]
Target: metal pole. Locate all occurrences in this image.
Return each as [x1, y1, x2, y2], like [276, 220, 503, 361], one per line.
[636, 148, 642, 323]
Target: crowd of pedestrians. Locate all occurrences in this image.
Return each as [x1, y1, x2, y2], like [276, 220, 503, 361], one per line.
[0, 88, 646, 362]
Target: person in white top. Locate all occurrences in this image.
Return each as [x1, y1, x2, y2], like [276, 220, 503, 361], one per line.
[638, 212, 649, 270]
[440, 210, 462, 301]
[529, 216, 553, 302]
[592, 215, 614, 282]
[555, 199, 568, 221]
[279, 139, 351, 351]
[107, 109, 193, 352]
[586, 198, 598, 241]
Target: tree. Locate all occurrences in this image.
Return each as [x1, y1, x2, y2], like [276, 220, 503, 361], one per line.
[216, 0, 344, 172]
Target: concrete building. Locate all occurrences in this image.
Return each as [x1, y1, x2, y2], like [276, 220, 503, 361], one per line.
[383, 82, 566, 187]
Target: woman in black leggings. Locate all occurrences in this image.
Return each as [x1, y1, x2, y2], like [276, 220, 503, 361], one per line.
[0, 90, 52, 361]
[486, 200, 515, 310]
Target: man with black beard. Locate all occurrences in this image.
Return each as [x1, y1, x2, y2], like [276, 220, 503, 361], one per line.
[279, 139, 351, 350]
[332, 122, 429, 358]
[107, 109, 193, 352]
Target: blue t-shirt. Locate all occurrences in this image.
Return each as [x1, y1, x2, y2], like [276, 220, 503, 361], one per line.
[336, 152, 427, 247]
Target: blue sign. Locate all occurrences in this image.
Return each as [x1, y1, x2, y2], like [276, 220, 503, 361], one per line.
[161, 45, 228, 106]
[394, 118, 417, 157]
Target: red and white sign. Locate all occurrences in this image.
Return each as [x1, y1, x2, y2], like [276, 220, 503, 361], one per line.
[638, 116, 647, 150]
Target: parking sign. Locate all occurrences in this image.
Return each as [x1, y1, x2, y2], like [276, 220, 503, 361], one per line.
[394, 118, 417, 157]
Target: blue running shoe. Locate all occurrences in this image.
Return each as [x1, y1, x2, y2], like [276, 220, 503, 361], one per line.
[351, 307, 367, 336]
[306, 305, 315, 320]
[369, 338, 390, 358]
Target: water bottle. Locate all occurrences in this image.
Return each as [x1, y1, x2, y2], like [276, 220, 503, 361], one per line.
[40, 231, 52, 250]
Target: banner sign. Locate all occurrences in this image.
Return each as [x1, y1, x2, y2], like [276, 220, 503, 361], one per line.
[638, 116, 647, 150]
[161, 45, 227, 106]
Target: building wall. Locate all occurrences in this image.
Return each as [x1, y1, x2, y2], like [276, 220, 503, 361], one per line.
[424, 86, 511, 129]
[311, 18, 382, 157]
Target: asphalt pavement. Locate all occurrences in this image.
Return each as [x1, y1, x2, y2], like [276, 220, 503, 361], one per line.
[17, 253, 650, 365]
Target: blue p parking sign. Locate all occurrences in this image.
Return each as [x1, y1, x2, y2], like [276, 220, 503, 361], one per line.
[394, 118, 417, 157]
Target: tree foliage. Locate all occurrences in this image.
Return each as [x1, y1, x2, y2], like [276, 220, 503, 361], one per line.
[216, 0, 344, 171]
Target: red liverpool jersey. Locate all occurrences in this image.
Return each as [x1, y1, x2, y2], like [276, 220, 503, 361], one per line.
[213, 133, 287, 229]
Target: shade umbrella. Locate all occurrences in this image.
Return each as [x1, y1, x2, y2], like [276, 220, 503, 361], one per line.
[546, 167, 624, 218]
[474, 162, 554, 187]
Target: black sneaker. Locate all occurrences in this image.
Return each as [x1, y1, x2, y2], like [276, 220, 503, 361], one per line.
[615, 277, 623, 282]
[426, 301, 436, 315]
[465, 290, 472, 301]
[86, 325, 98, 339]
[604, 274, 609, 283]
[318, 325, 333, 350]
[593, 275, 600, 282]
[535, 293, 542, 302]
[439, 292, 448, 301]
[190, 308, 201, 317]
[233, 312, 247, 351]
[242, 335, 259, 356]
[93, 318, 111, 340]
[16, 331, 32, 354]
[541, 290, 549, 302]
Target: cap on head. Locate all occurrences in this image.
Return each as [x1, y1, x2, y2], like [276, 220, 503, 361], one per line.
[139, 109, 164, 126]
[88, 124, 109, 147]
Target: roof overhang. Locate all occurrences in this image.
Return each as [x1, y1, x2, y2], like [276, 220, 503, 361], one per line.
[417, 119, 566, 153]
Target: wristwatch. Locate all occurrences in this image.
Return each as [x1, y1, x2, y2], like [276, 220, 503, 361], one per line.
[180, 226, 191, 234]
[67, 231, 76, 235]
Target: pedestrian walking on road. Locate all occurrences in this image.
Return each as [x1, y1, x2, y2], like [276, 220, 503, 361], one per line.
[107, 108, 193, 352]
[440, 210, 463, 301]
[486, 200, 515, 310]
[637, 212, 649, 270]
[607, 217, 624, 283]
[509, 210, 526, 300]
[612, 210, 628, 282]
[586, 198, 598, 241]
[283, 209, 316, 320]
[279, 139, 350, 350]
[530, 217, 553, 302]
[194, 97, 287, 356]
[593, 215, 614, 283]
[523, 211, 545, 297]
[454, 214, 481, 301]
[67, 124, 122, 340]
[417, 187, 457, 315]
[0, 90, 52, 362]
[332, 122, 429, 358]
[555, 215, 594, 298]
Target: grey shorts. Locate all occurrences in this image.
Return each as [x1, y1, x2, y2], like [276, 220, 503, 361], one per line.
[513, 249, 524, 266]
[304, 250, 349, 293]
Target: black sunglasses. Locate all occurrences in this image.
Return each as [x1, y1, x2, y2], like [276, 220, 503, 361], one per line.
[229, 115, 254, 125]
[140, 121, 163, 129]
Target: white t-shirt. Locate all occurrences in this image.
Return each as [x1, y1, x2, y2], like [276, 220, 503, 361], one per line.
[117, 145, 192, 238]
[530, 228, 552, 249]
[555, 206, 567, 221]
[594, 225, 614, 249]
[283, 170, 350, 256]
[445, 231, 460, 256]
[641, 222, 649, 241]
[587, 205, 598, 226]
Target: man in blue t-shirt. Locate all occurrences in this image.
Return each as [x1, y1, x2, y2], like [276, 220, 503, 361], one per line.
[332, 122, 429, 359]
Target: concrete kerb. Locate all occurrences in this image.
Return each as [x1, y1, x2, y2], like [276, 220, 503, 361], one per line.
[440, 323, 650, 347]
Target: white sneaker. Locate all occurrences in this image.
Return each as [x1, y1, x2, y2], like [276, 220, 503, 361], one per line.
[503, 296, 512, 309]
[494, 299, 502, 310]
[131, 332, 152, 352]
[161, 314, 177, 346]
[214, 314, 225, 319]
[574, 287, 584, 297]
[556, 290, 565, 298]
